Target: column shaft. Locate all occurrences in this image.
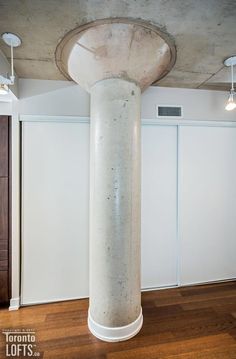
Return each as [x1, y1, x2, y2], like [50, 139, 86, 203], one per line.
[88, 78, 142, 341]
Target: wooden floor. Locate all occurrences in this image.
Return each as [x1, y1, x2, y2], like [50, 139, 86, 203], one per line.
[0, 281, 236, 358]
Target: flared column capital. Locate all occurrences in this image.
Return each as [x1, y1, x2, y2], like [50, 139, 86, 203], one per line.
[55, 18, 176, 92]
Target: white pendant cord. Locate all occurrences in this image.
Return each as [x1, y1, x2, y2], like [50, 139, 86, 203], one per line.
[10, 40, 15, 83]
[230, 63, 234, 92]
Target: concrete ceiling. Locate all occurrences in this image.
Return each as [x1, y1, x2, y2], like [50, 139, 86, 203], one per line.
[0, 0, 235, 91]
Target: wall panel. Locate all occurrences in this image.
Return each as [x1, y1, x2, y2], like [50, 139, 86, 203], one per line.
[141, 125, 178, 288]
[21, 121, 90, 304]
[21, 121, 178, 304]
[179, 126, 236, 285]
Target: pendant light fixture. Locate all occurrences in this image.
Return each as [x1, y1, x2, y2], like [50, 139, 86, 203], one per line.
[0, 32, 21, 95]
[224, 56, 236, 111]
[0, 84, 9, 95]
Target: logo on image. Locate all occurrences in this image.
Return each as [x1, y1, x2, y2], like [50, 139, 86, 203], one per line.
[2, 329, 40, 357]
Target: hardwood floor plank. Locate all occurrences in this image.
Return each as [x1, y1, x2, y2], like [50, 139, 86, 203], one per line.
[43, 332, 174, 359]
[106, 334, 235, 359]
[155, 292, 236, 307]
[180, 296, 236, 310]
[164, 344, 236, 358]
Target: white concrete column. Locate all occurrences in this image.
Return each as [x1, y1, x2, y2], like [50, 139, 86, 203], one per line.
[56, 18, 176, 342]
[88, 78, 142, 341]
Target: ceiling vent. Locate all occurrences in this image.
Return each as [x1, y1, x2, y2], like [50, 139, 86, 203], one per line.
[156, 105, 183, 118]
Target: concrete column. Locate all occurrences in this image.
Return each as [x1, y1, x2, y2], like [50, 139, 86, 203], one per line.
[56, 18, 176, 342]
[88, 78, 142, 341]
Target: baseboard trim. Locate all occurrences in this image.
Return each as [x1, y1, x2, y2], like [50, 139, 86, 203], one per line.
[88, 308, 143, 342]
[9, 297, 20, 311]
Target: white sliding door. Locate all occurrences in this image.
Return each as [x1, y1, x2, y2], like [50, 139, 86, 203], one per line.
[21, 119, 236, 305]
[179, 126, 236, 285]
[21, 121, 90, 304]
[141, 125, 178, 288]
[21, 120, 179, 305]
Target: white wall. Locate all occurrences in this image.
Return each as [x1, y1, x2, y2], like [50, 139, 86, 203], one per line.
[3, 78, 236, 308]
[2, 79, 236, 120]
[2, 78, 236, 120]
[0, 101, 12, 115]
[18, 79, 89, 117]
[15, 78, 236, 121]
[142, 86, 236, 121]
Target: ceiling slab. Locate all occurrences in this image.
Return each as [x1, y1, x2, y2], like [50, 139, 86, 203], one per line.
[0, 0, 235, 91]
[157, 69, 212, 89]
[13, 58, 65, 80]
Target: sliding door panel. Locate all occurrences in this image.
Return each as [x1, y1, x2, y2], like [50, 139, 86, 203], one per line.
[179, 126, 236, 285]
[21, 121, 178, 304]
[21, 121, 89, 304]
[141, 125, 178, 288]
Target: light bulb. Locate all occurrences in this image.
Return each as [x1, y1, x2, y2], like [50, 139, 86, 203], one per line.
[0, 84, 9, 95]
[225, 101, 236, 111]
[225, 93, 236, 111]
